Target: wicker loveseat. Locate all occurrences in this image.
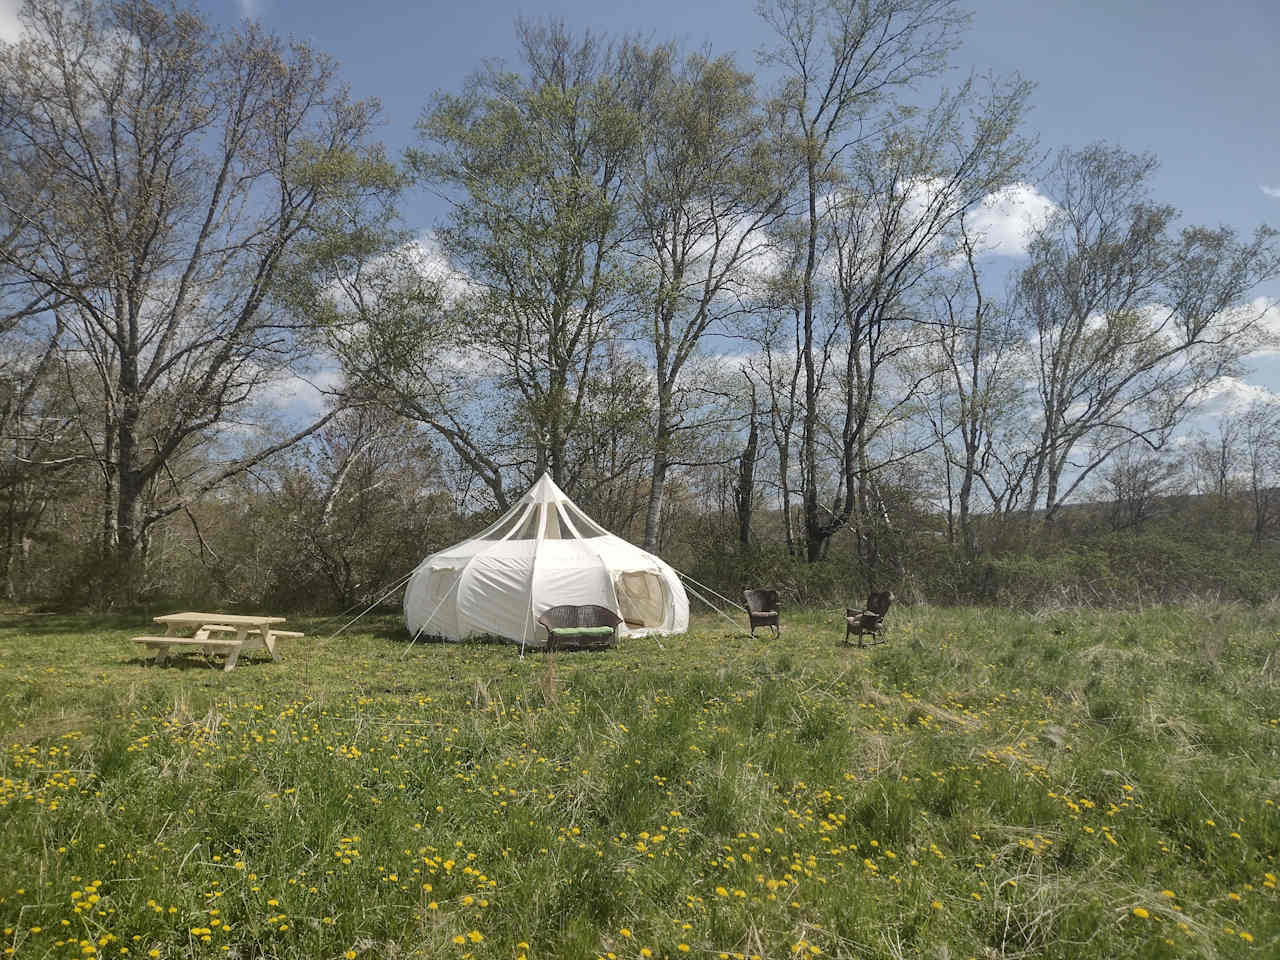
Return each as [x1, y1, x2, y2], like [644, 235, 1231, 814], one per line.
[536, 604, 624, 651]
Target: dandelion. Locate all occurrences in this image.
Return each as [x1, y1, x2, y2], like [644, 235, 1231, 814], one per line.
[1133, 908, 1150, 919]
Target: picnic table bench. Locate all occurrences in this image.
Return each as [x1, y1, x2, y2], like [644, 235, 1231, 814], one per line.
[134, 612, 302, 671]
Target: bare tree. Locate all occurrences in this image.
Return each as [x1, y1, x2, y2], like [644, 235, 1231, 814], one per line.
[626, 46, 790, 551]
[1239, 402, 1280, 546]
[1093, 440, 1182, 533]
[0, 0, 386, 586]
[745, 246, 805, 555]
[407, 21, 649, 498]
[759, 0, 969, 563]
[734, 375, 761, 548]
[1188, 418, 1239, 503]
[921, 216, 1031, 555]
[758, 0, 1034, 561]
[1016, 144, 1280, 523]
[817, 75, 1033, 563]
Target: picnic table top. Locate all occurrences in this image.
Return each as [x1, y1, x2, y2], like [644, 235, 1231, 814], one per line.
[153, 612, 288, 627]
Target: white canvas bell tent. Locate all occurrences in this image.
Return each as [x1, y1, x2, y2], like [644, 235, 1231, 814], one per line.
[404, 473, 689, 647]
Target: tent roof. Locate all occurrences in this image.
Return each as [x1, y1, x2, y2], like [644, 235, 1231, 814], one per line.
[468, 473, 612, 543]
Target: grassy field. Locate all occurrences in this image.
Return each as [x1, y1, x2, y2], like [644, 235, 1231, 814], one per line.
[1, 604, 1278, 960]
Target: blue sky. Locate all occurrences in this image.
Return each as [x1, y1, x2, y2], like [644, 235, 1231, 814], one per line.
[209, 0, 1280, 243]
[5, 0, 1275, 284]
[2, 0, 1277, 405]
[218, 0, 1280, 392]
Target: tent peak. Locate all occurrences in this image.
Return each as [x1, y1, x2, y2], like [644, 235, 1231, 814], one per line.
[523, 472, 568, 504]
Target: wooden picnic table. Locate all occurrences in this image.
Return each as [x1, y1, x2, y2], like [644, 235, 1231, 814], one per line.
[134, 612, 302, 671]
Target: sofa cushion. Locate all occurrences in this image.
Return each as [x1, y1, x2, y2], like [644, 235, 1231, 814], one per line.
[549, 625, 616, 638]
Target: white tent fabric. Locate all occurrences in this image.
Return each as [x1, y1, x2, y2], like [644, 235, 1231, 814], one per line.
[404, 473, 689, 646]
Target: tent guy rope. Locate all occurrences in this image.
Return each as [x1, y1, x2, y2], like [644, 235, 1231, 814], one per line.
[321, 566, 420, 641]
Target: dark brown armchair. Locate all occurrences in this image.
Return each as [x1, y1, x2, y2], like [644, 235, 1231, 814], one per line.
[742, 589, 781, 639]
[537, 604, 623, 651]
[844, 591, 893, 647]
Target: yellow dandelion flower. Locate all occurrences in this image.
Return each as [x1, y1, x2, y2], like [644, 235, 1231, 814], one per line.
[1133, 908, 1150, 919]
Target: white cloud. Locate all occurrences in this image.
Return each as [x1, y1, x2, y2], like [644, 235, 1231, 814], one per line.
[1192, 375, 1280, 417]
[1256, 296, 1280, 336]
[0, 0, 23, 44]
[965, 182, 1057, 257]
[254, 368, 345, 424]
[1230, 296, 1280, 357]
[1262, 185, 1280, 199]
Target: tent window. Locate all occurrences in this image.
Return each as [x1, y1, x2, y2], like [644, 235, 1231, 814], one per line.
[614, 570, 667, 628]
[561, 501, 609, 538]
[513, 504, 543, 540]
[543, 504, 573, 539]
[479, 508, 525, 540]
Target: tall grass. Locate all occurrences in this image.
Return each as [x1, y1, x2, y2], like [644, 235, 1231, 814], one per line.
[1, 604, 1277, 958]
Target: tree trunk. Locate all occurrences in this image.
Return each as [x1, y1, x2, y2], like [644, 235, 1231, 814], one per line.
[641, 453, 667, 553]
[641, 387, 672, 552]
[801, 138, 822, 563]
[735, 385, 759, 548]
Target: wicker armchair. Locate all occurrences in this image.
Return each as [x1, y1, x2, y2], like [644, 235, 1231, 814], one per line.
[742, 589, 781, 639]
[537, 604, 623, 651]
[844, 590, 893, 648]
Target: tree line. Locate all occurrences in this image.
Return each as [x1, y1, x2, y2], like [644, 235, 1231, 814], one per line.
[1, 0, 1277, 609]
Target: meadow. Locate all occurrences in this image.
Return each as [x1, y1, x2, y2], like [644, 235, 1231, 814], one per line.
[0, 604, 1277, 959]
